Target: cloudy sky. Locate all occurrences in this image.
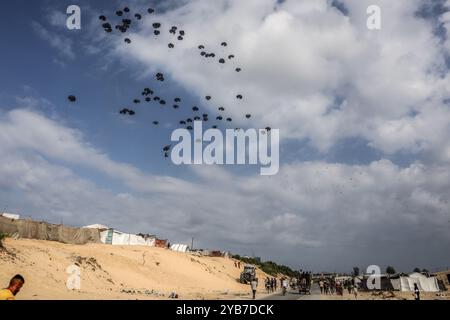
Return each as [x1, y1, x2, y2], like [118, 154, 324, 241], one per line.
[1, 0, 450, 273]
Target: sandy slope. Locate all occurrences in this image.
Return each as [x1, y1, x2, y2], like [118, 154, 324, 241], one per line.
[0, 239, 272, 300]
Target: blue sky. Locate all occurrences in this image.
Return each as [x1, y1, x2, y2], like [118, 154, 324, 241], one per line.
[1, 0, 450, 272]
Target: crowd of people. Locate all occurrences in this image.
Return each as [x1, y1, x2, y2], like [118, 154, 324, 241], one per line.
[264, 277, 279, 294]
[318, 277, 359, 299]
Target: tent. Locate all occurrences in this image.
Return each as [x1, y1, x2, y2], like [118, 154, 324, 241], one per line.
[1, 213, 20, 220]
[170, 244, 190, 253]
[83, 224, 109, 231]
[390, 273, 440, 292]
[99, 229, 155, 246]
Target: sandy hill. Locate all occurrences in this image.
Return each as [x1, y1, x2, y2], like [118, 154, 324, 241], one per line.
[0, 239, 272, 300]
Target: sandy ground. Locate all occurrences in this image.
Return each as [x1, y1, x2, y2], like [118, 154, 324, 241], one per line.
[0, 239, 273, 300]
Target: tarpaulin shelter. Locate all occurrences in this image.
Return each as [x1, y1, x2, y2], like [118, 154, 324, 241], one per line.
[390, 273, 440, 292]
[99, 229, 155, 246]
[0, 216, 100, 245]
[170, 244, 189, 253]
[1, 213, 20, 220]
[155, 239, 168, 248]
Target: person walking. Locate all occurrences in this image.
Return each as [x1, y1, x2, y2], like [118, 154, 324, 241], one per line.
[413, 283, 420, 301]
[319, 279, 324, 294]
[353, 282, 358, 300]
[250, 278, 258, 300]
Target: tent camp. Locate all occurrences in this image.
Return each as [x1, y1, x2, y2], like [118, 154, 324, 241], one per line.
[390, 273, 440, 292]
[83, 224, 156, 247]
[99, 229, 156, 246]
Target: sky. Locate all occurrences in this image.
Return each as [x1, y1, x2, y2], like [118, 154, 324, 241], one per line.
[1, 0, 450, 273]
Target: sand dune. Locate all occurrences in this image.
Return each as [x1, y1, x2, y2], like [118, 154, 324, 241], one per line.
[0, 239, 272, 300]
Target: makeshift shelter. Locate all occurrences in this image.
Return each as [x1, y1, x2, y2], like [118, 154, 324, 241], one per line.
[155, 239, 168, 248]
[390, 273, 440, 292]
[99, 229, 155, 246]
[0, 216, 100, 245]
[170, 244, 189, 253]
[83, 224, 109, 231]
[434, 270, 450, 286]
[1, 213, 20, 220]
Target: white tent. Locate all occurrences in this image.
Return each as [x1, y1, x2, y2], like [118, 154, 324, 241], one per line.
[390, 273, 440, 292]
[170, 244, 190, 253]
[99, 229, 155, 247]
[1, 213, 20, 220]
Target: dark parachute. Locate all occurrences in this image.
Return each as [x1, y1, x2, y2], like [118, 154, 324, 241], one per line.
[194, 116, 201, 121]
[236, 94, 243, 100]
[198, 45, 205, 50]
[133, 99, 141, 104]
[245, 114, 251, 119]
[226, 118, 233, 122]
[148, 8, 155, 14]
[153, 96, 161, 101]
[119, 108, 135, 116]
[180, 121, 186, 125]
[173, 105, 180, 109]
[265, 127, 272, 132]
[218, 107, 225, 112]
[135, 14, 142, 20]
[221, 42, 227, 47]
[124, 38, 131, 44]
[179, 30, 185, 36]
[192, 106, 199, 112]
[187, 126, 193, 130]
[219, 58, 225, 64]
[205, 96, 211, 101]
[174, 98, 181, 103]
[236, 68, 242, 72]
[153, 121, 159, 125]
[228, 54, 235, 60]
[177, 36, 184, 41]
[123, 7, 130, 13]
[168, 43, 175, 49]
[212, 125, 218, 129]
[145, 97, 151, 102]
[216, 116, 223, 121]
[116, 10, 123, 17]
[152, 23, 161, 29]
[99, 15, 107, 21]
[163, 145, 171, 152]
[154, 30, 161, 36]
[68, 95, 77, 102]
[159, 100, 166, 105]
